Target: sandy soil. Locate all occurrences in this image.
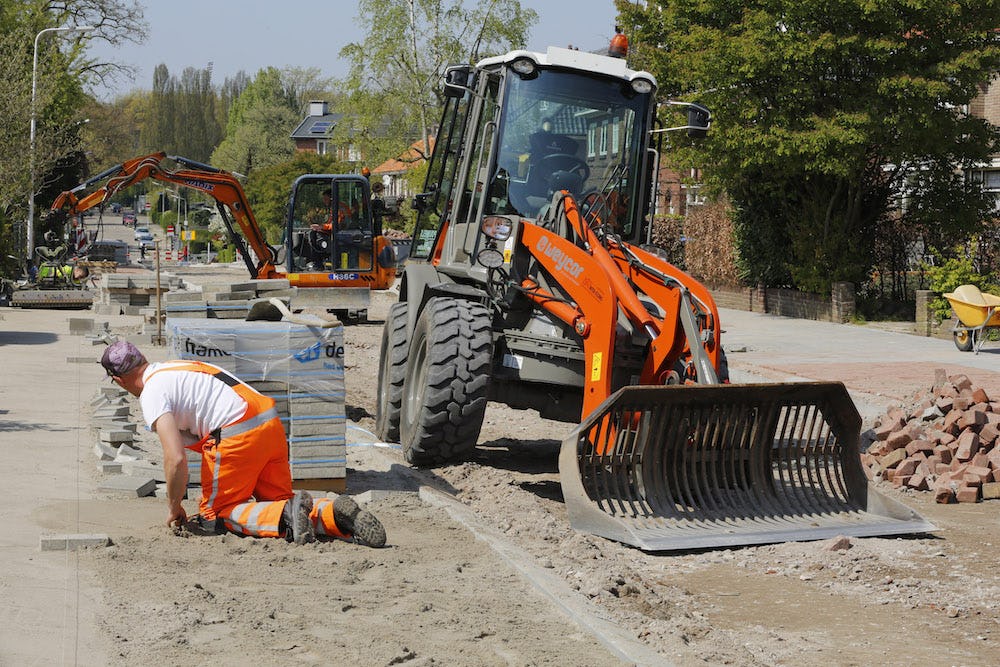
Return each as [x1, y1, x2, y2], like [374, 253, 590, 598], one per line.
[7, 259, 1000, 666]
[343, 292, 1000, 667]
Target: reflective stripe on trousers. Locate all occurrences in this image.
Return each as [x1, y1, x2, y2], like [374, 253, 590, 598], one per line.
[223, 495, 350, 540]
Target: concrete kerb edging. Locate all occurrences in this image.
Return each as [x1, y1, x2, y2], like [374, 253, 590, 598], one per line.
[351, 441, 667, 665]
[415, 484, 669, 667]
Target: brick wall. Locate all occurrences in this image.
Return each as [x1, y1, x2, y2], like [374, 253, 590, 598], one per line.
[708, 282, 855, 323]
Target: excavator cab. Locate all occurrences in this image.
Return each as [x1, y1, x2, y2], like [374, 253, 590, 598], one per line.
[286, 175, 377, 274]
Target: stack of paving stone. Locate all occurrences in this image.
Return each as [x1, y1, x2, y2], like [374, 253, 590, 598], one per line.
[166, 316, 346, 489]
[162, 278, 295, 320]
[90, 385, 181, 499]
[93, 272, 184, 316]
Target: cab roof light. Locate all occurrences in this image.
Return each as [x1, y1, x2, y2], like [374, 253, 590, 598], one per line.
[608, 25, 628, 59]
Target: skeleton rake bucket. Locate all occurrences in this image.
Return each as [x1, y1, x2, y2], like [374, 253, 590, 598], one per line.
[558, 382, 935, 551]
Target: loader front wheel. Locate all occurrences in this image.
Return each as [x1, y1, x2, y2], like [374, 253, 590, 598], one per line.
[399, 297, 492, 465]
[375, 301, 409, 442]
[954, 329, 974, 352]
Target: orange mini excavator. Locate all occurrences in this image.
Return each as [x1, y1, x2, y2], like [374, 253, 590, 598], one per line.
[50, 152, 397, 320]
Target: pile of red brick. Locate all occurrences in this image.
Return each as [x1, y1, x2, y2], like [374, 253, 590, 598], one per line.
[861, 370, 1000, 503]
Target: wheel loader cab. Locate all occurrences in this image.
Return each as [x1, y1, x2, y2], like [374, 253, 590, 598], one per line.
[408, 48, 658, 276]
[286, 175, 375, 274]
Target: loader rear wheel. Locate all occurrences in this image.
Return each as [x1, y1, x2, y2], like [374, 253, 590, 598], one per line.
[399, 297, 492, 465]
[954, 329, 974, 352]
[375, 301, 409, 442]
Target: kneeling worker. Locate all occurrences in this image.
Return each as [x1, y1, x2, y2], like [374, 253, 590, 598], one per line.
[100, 340, 385, 547]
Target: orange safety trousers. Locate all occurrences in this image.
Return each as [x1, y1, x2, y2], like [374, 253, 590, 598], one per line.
[149, 362, 348, 540]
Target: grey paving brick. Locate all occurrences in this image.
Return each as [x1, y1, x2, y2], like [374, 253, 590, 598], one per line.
[98, 475, 157, 497]
[40, 534, 111, 551]
[99, 429, 134, 444]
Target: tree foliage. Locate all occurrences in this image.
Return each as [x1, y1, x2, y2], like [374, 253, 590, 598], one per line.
[338, 0, 537, 166]
[0, 0, 144, 275]
[210, 67, 299, 176]
[619, 0, 1000, 294]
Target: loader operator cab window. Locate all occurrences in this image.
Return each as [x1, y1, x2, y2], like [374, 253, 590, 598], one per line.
[490, 68, 649, 238]
[289, 178, 372, 272]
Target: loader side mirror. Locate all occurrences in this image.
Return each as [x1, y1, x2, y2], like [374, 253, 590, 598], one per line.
[413, 192, 431, 213]
[444, 65, 472, 99]
[687, 103, 711, 139]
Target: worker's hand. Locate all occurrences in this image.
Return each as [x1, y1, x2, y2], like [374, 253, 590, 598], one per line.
[166, 504, 188, 529]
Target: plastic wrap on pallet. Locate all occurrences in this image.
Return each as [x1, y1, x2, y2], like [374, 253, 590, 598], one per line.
[165, 318, 345, 481]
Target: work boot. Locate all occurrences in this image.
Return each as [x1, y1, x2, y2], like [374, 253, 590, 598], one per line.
[281, 491, 315, 545]
[333, 495, 386, 548]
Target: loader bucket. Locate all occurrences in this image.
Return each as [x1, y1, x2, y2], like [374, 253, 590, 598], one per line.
[559, 382, 935, 551]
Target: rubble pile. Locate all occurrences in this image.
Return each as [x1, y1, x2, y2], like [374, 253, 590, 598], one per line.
[861, 370, 1000, 503]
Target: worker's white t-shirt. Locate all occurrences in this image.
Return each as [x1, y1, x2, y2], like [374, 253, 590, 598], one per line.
[139, 361, 248, 438]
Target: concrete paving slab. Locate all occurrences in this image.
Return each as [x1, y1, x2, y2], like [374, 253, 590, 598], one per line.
[97, 475, 156, 497]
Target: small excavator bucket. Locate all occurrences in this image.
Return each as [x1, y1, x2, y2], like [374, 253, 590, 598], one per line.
[559, 382, 935, 551]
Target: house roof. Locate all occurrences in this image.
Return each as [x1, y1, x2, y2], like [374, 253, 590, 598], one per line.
[373, 138, 435, 175]
[290, 111, 343, 140]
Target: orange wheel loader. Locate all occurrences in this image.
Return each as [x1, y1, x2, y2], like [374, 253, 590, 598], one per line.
[375, 34, 933, 550]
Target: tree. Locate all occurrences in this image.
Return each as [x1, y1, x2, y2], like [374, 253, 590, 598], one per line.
[619, 0, 1000, 294]
[0, 1, 144, 274]
[211, 67, 299, 176]
[338, 0, 537, 166]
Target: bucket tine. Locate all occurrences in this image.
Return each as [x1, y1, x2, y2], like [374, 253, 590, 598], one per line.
[558, 382, 936, 551]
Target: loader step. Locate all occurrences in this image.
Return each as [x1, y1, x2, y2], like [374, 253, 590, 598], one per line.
[559, 382, 935, 551]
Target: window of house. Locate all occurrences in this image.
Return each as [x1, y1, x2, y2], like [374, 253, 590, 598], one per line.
[316, 140, 328, 156]
[599, 121, 608, 156]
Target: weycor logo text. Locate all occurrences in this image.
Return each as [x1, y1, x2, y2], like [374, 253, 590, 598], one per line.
[535, 236, 584, 280]
[184, 339, 231, 357]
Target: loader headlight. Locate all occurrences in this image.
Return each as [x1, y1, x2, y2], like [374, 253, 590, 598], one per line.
[481, 215, 512, 241]
[631, 77, 653, 94]
[476, 247, 505, 269]
[510, 57, 537, 78]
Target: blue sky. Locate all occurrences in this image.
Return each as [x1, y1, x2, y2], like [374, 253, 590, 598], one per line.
[86, 1, 621, 100]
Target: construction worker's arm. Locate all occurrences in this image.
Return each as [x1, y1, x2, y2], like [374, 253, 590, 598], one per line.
[151, 411, 189, 527]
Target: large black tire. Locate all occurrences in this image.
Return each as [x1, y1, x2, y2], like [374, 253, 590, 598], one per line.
[375, 301, 409, 442]
[399, 297, 493, 465]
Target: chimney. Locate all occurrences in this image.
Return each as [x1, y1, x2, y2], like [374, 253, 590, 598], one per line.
[309, 100, 329, 116]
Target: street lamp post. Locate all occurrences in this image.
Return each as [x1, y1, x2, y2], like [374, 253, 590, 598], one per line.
[27, 25, 95, 266]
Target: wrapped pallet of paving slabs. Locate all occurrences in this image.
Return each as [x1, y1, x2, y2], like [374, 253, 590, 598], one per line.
[166, 318, 345, 488]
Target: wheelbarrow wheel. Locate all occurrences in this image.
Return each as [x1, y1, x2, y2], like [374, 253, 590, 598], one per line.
[954, 329, 974, 352]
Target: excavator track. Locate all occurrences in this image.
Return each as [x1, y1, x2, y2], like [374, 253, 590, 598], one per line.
[559, 382, 934, 551]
